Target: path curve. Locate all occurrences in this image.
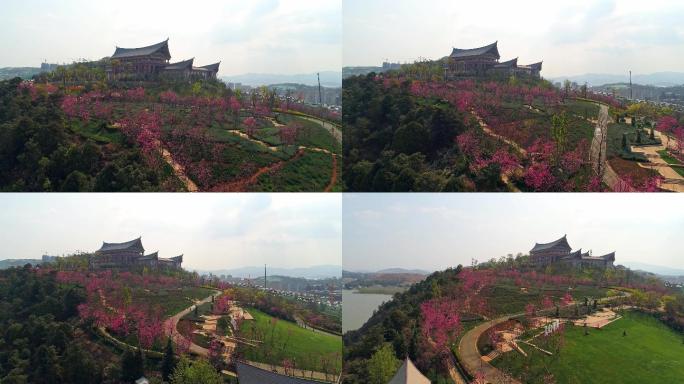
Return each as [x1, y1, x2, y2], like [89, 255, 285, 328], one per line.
[458, 314, 524, 384]
[163, 290, 220, 356]
[630, 129, 684, 192]
[324, 154, 338, 192]
[159, 144, 199, 192]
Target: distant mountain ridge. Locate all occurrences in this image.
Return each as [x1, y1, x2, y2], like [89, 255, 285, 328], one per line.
[344, 267, 431, 275]
[0, 258, 43, 269]
[195, 264, 342, 279]
[375, 268, 431, 275]
[550, 72, 684, 87]
[620, 262, 684, 277]
[221, 71, 341, 88]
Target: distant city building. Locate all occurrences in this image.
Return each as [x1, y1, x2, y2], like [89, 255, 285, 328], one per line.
[91, 237, 183, 269]
[382, 61, 402, 71]
[529, 235, 615, 269]
[447, 41, 542, 78]
[106, 39, 219, 81]
[41, 254, 60, 262]
[40, 62, 59, 72]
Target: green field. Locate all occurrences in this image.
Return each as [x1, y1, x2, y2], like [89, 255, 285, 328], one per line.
[492, 311, 684, 384]
[563, 99, 600, 119]
[239, 308, 342, 374]
[483, 283, 607, 316]
[132, 286, 214, 317]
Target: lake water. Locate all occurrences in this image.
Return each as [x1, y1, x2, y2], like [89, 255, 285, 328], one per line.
[342, 289, 393, 333]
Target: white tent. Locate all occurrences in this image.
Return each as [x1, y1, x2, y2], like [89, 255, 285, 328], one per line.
[388, 358, 431, 384]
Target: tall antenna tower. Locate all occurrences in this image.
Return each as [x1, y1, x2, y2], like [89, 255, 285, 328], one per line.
[629, 70, 633, 100]
[317, 72, 322, 106]
[264, 264, 267, 290]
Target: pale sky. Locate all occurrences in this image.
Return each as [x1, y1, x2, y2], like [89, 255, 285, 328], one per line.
[0, 194, 341, 271]
[343, 0, 684, 78]
[343, 193, 684, 272]
[0, 0, 341, 76]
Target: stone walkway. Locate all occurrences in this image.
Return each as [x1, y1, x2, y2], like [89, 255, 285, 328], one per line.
[630, 129, 684, 192]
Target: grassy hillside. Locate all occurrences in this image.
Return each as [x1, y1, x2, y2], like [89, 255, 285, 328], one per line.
[239, 308, 342, 374]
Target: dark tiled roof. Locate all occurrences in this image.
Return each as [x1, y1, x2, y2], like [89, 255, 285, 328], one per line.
[138, 251, 158, 261]
[98, 237, 144, 253]
[527, 61, 543, 71]
[235, 361, 325, 384]
[530, 235, 570, 253]
[561, 249, 583, 260]
[111, 39, 171, 60]
[164, 58, 194, 70]
[450, 41, 500, 59]
[586, 251, 615, 261]
[197, 62, 220, 72]
[168, 254, 183, 262]
[494, 57, 518, 68]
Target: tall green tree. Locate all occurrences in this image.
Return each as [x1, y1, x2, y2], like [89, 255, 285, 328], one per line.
[170, 358, 221, 384]
[551, 112, 569, 159]
[367, 343, 400, 384]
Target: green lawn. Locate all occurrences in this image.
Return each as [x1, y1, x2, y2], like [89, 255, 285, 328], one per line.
[276, 113, 341, 154]
[657, 150, 684, 177]
[492, 311, 684, 384]
[68, 119, 124, 144]
[483, 283, 607, 316]
[133, 286, 214, 317]
[239, 308, 342, 374]
[563, 99, 600, 119]
[250, 150, 334, 192]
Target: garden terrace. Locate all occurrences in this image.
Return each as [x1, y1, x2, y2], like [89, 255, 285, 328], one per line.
[343, 74, 620, 191]
[491, 311, 684, 384]
[55, 84, 339, 191]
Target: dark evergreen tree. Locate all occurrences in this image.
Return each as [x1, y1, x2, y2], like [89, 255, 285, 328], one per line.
[63, 344, 100, 384]
[161, 338, 176, 382]
[120, 347, 144, 383]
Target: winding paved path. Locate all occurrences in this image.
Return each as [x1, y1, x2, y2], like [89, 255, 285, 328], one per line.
[158, 144, 199, 192]
[458, 314, 523, 384]
[589, 104, 609, 179]
[296, 114, 342, 144]
[163, 290, 220, 356]
[630, 129, 684, 192]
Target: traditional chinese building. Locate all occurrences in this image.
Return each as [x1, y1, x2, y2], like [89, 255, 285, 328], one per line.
[107, 38, 220, 80]
[91, 237, 183, 269]
[447, 41, 542, 78]
[529, 235, 615, 269]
